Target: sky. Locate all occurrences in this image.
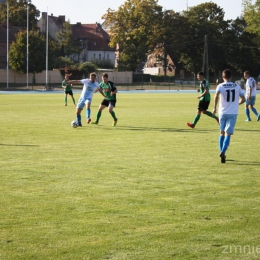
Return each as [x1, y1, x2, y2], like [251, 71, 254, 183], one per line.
[31, 0, 244, 24]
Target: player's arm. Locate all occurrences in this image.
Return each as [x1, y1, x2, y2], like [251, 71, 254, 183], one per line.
[111, 87, 117, 95]
[67, 80, 81, 85]
[212, 91, 220, 114]
[239, 94, 246, 105]
[97, 88, 106, 97]
[198, 88, 208, 99]
[110, 82, 117, 95]
[248, 86, 252, 99]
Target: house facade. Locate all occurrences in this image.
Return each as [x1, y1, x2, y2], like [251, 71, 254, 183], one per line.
[37, 13, 116, 65]
[143, 49, 176, 76]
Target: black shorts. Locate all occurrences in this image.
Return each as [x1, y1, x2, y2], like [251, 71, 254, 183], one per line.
[65, 90, 73, 95]
[101, 99, 116, 107]
[198, 100, 210, 111]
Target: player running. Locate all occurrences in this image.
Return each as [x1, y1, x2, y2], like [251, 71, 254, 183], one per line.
[186, 71, 219, 129]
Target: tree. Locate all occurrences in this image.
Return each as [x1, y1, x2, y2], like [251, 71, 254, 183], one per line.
[243, 0, 260, 36]
[102, 0, 163, 71]
[56, 21, 82, 59]
[0, 0, 40, 30]
[180, 2, 230, 75]
[222, 17, 260, 75]
[9, 30, 58, 80]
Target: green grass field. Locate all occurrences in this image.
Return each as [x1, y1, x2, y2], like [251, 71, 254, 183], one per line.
[1, 91, 260, 260]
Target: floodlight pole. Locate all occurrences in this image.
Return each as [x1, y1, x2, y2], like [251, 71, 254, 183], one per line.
[46, 8, 48, 89]
[6, 3, 9, 89]
[26, 2, 29, 89]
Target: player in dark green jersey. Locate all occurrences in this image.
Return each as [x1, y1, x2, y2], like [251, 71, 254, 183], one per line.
[186, 71, 219, 128]
[62, 75, 76, 106]
[91, 73, 118, 126]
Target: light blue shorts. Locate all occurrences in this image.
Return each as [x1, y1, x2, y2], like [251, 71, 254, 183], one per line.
[219, 114, 238, 135]
[246, 96, 256, 106]
[77, 97, 92, 109]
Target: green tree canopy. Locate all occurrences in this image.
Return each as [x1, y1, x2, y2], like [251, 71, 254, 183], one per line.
[9, 30, 58, 75]
[103, 0, 163, 71]
[0, 0, 40, 29]
[56, 21, 82, 59]
[243, 0, 260, 36]
[181, 2, 230, 74]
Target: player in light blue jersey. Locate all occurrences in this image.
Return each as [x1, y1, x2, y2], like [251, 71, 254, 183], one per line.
[67, 72, 104, 126]
[212, 69, 245, 163]
[243, 71, 260, 122]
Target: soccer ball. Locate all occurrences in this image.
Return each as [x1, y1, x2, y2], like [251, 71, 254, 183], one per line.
[71, 120, 78, 128]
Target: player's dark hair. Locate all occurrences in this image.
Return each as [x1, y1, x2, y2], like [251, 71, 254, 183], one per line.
[102, 73, 108, 78]
[244, 71, 250, 76]
[197, 71, 204, 76]
[222, 69, 232, 79]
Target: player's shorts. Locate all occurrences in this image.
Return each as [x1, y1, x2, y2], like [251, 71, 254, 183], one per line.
[198, 100, 210, 111]
[246, 96, 256, 106]
[77, 97, 92, 109]
[101, 99, 116, 107]
[219, 114, 238, 135]
[65, 90, 73, 95]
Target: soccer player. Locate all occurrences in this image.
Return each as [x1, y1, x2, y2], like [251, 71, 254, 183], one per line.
[186, 71, 219, 129]
[243, 71, 260, 122]
[67, 72, 104, 126]
[62, 75, 76, 106]
[212, 69, 245, 163]
[91, 73, 118, 126]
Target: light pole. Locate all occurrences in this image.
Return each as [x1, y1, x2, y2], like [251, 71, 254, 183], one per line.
[46, 8, 48, 89]
[26, 1, 29, 89]
[6, 2, 9, 89]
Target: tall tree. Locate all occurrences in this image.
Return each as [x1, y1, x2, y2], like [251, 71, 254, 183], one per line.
[0, 0, 40, 29]
[56, 21, 82, 59]
[179, 2, 231, 75]
[102, 0, 163, 71]
[243, 0, 260, 36]
[223, 17, 260, 75]
[9, 30, 58, 79]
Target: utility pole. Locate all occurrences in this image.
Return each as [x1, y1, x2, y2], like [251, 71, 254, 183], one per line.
[162, 42, 167, 82]
[202, 35, 209, 80]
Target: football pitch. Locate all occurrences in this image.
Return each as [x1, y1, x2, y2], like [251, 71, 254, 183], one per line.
[1, 91, 260, 260]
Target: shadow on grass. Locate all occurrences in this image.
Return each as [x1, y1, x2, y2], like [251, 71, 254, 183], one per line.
[0, 144, 39, 147]
[94, 125, 212, 133]
[225, 159, 260, 165]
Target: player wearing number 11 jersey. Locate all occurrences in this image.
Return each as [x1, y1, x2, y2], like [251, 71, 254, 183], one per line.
[212, 69, 245, 163]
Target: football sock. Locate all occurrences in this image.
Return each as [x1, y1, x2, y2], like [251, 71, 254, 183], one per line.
[77, 114, 81, 124]
[251, 107, 258, 116]
[96, 111, 102, 122]
[192, 115, 200, 126]
[245, 108, 251, 120]
[219, 135, 224, 152]
[110, 111, 117, 120]
[65, 96, 67, 104]
[205, 111, 217, 119]
[86, 108, 91, 119]
[72, 97, 76, 104]
[221, 136, 231, 154]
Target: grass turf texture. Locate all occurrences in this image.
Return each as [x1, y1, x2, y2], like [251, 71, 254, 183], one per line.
[1, 92, 260, 260]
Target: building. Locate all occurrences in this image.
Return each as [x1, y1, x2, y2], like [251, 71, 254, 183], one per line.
[37, 12, 116, 65]
[143, 45, 176, 76]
